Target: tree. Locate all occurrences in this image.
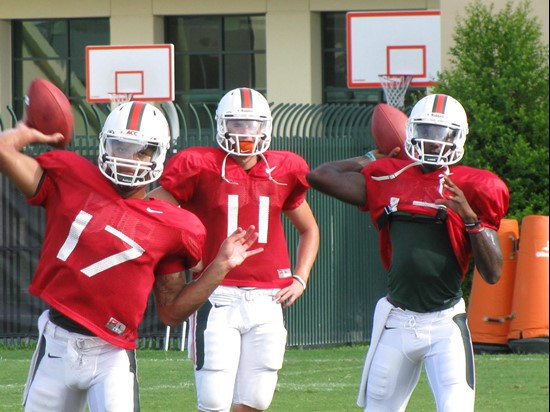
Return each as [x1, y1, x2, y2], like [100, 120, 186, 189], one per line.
[433, 0, 549, 220]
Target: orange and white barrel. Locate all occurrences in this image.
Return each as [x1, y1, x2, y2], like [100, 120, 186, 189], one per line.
[467, 219, 519, 352]
[507, 215, 549, 353]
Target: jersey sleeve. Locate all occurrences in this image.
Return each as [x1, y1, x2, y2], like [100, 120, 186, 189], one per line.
[155, 209, 206, 276]
[457, 168, 510, 231]
[27, 151, 92, 207]
[160, 149, 202, 204]
[282, 153, 310, 211]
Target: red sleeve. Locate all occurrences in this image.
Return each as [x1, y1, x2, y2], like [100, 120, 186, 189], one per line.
[160, 149, 202, 203]
[282, 153, 310, 211]
[448, 166, 509, 279]
[28, 151, 99, 207]
[155, 208, 206, 275]
[453, 166, 510, 230]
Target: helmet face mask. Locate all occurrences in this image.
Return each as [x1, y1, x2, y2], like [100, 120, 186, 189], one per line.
[405, 94, 468, 166]
[98, 102, 170, 187]
[216, 88, 272, 156]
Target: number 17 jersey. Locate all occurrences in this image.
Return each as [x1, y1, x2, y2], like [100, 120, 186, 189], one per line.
[27, 151, 205, 349]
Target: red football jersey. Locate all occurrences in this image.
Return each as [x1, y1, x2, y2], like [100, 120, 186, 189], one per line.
[160, 147, 310, 288]
[27, 151, 206, 349]
[360, 158, 509, 278]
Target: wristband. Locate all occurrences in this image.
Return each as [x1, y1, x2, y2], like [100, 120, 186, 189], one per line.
[364, 151, 376, 161]
[292, 275, 306, 290]
[464, 219, 482, 229]
[465, 225, 485, 234]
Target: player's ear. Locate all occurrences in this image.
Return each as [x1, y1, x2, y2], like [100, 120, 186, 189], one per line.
[388, 146, 401, 158]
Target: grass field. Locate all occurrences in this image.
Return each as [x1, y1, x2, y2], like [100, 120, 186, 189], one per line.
[0, 345, 548, 411]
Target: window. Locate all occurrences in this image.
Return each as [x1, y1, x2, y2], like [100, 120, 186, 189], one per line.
[165, 15, 266, 107]
[322, 12, 383, 104]
[12, 19, 109, 119]
[322, 12, 425, 106]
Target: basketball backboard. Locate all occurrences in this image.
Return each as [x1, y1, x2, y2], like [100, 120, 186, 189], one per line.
[86, 44, 174, 103]
[346, 10, 441, 88]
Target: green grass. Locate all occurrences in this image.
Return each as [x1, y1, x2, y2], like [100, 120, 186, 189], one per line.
[0, 345, 548, 411]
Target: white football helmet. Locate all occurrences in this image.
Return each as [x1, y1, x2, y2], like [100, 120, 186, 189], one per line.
[405, 94, 469, 166]
[216, 88, 272, 156]
[99, 102, 170, 187]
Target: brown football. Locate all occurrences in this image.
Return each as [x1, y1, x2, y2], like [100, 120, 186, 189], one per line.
[25, 78, 74, 148]
[370, 103, 409, 160]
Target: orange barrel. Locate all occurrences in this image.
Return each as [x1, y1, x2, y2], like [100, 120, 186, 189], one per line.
[467, 218, 519, 353]
[507, 215, 549, 354]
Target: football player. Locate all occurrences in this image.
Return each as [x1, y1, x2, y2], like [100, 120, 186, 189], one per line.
[149, 87, 320, 412]
[306, 94, 509, 412]
[0, 101, 263, 412]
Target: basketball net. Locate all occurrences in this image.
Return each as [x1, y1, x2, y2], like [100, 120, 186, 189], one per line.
[378, 74, 413, 110]
[108, 92, 134, 110]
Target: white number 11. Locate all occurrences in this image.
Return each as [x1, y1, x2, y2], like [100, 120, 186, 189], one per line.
[227, 195, 269, 243]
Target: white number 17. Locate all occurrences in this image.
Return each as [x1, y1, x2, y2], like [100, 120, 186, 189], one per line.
[56, 210, 145, 277]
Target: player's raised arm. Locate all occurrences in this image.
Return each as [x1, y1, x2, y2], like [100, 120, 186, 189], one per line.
[0, 123, 64, 197]
[306, 156, 370, 206]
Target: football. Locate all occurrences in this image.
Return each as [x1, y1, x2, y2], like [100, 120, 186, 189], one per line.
[24, 78, 74, 148]
[370, 103, 409, 160]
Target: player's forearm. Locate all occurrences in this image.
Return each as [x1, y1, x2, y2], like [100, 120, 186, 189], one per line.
[470, 227, 503, 284]
[0, 126, 44, 197]
[309, 156, 371, 177]
[292, 228, 320, 287]
[306, 164, 368, 206]
[158, 259, 233, 326]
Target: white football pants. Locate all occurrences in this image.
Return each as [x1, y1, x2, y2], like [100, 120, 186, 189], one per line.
[189, 286, 287, 412]
[360, 298, 475, 412]
[23, 310, 139, 412]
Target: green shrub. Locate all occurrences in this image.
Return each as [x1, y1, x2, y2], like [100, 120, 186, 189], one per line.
[433, 0, 549, 220]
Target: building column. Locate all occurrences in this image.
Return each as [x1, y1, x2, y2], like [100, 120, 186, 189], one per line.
[266, 0, 322, 104]
[110, 0, 163, 44]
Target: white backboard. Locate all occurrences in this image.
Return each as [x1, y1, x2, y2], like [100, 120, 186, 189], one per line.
[86, 44, 174, 102]
[347, 10, 441, 88]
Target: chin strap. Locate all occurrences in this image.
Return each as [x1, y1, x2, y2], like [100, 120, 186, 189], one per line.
[370, 161, 423, 181]
[258, 153, 287, 186]
[220, 152, 287, 186]
[220, 153, 239, 184]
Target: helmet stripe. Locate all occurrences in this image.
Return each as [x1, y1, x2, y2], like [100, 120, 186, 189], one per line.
[432, 94, 448, 114]
[126, 101, 146, 130]
[240, 88, 253, 108]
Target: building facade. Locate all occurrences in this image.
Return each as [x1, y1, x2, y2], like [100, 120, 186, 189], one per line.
[0, 0, 548, 114]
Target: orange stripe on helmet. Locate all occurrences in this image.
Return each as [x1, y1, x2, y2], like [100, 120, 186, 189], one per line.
[127, 102, 146, 130]
[432, 94, 448, 114]
[240, 88, 252, 108]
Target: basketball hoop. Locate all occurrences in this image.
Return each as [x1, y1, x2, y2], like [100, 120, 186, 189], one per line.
[108, 92, 133, 110]
[378, 74, 413, 110]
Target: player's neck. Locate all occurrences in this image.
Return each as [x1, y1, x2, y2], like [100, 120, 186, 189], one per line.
[115, 185, 149, 200]
[419, 164, 445, 173]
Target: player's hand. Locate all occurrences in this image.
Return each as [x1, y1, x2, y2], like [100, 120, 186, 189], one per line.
[1, 122, 64, 149]
[372, 147, 402, 159]
[218, 225, 263, 269]
[274, 279, 305, 308]
[434, 175, 477, 219]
